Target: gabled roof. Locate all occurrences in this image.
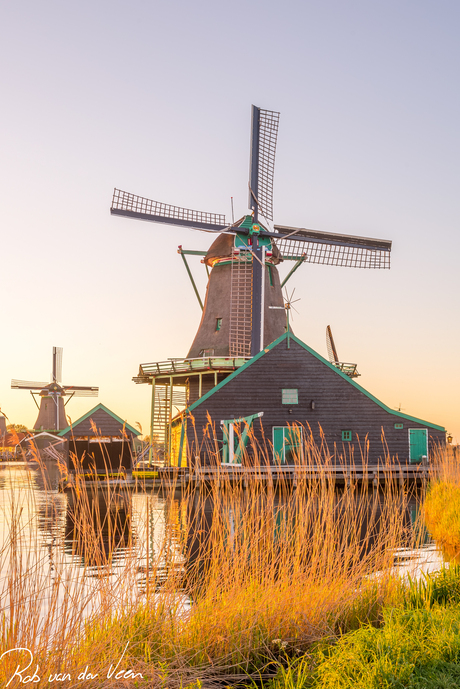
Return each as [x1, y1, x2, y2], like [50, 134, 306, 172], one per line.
[57, 403, 140, 437]
[184, 332, 445, 431]
[25, 431, 63, 441]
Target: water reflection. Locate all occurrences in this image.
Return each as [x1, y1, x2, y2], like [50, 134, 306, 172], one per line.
[0, 462, 440, 615]
[133, 493, 188, 591]
[64, 489, 132, 571]
[184, 487, 431, 583]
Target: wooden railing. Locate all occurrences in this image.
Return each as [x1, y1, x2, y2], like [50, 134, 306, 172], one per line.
[134, 356, 250, 382]
[189, 463, 431, 486]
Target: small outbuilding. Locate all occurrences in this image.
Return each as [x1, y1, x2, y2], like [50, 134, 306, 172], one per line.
[171, 332, 445, 468]
[58, 403, 140, 474]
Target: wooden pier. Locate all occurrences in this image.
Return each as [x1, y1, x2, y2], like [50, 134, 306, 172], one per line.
[60, 462, 433, 491]
[188, 463, 431, 488]
[126, 463, 432, 490]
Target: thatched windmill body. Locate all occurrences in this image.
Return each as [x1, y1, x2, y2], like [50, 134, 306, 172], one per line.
[185, 226, 287, 358]
[12, 347, 99, 432]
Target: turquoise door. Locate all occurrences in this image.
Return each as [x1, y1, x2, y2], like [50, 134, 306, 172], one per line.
[285, 427, 303, 463]
[272, 426, 303, 464]
[409, 429, 428, 463]
[273, 427, 286, 464]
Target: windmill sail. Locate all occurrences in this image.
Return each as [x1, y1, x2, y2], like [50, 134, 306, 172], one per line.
[271, 226, 391, 268]
[53, 346, 63, 383]
[111, 189, 227, 232]
[64, 386, 99, 397]
[326, 325, 339, 364]
[248, 107, 280, 221]
[325, 325, 359, 378]
[11, 380, 49, 390]
[248, 106, 280, 356]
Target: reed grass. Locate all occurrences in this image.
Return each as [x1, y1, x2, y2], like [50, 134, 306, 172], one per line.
[0, 434, 426, 688]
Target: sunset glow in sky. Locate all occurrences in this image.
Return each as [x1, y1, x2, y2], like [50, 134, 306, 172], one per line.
[1, 1, 459, 441]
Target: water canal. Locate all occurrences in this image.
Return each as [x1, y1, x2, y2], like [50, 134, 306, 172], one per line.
[0, 461, 443, 636]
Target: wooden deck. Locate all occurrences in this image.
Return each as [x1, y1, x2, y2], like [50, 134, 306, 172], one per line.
[128, 463, 432, 489]
[188, 463, 431, 487]
[61, 463, 433, 491]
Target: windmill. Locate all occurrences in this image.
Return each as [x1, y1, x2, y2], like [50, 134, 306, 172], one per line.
[111, 106, 391, 360]
[11, 347, 99, 432]
[326, 325, 359, 378]
[0, 410, 7, 440]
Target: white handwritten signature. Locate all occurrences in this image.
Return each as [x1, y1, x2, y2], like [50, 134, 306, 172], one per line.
[0, 642, 144, 685]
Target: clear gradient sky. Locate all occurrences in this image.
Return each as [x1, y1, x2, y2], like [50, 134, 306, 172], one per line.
[1, 1, 459, 441]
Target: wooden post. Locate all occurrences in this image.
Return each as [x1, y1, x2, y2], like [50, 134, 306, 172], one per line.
[149, 378, 155, 466]
[373, 470, 378, 492]
[168, 376, 173, 465]
[178, 418, 186, 469]
[145, 495, 150, 597]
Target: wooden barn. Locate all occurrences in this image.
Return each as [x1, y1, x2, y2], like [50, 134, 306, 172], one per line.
[58, 403, 139, 474]
[168, 332, 445, 468]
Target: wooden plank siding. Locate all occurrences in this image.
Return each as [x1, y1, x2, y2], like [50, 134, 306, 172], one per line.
[188, 373, 231, 406]
[184, 333, 445, 468]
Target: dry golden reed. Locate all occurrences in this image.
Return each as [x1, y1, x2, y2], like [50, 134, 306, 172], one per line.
[0, 433, 424, 687]
[424, 444, 460, 562]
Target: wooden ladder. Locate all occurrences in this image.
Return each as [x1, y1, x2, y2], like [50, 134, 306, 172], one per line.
[229, 249, 253, 357]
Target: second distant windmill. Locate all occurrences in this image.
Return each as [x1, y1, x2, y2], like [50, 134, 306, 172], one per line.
[12, 347, 99, 432]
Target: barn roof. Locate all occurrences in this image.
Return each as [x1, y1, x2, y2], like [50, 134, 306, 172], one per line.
[183, 332, 445, 431]
[57, 403, 139, 438]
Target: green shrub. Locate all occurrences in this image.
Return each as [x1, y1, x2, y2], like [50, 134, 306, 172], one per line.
[312, 605, 460, 688]
[424, 482, 460, 559]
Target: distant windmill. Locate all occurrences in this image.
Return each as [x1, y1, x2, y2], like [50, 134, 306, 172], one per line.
[326, 325, 360, 378]
[0, 410, 8, 440]
[12, 347, 98, 432]
[111, 105, 392, 361]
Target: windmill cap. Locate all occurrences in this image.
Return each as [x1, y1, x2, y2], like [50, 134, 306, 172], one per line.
[204, 232, 282, 266]
[39, 383, 65, 396]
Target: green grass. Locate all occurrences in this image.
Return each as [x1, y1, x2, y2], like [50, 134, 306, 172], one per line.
[260, 567, 460, 689]
[313, 602, 460, 688]
[402, 565, 460, 609]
